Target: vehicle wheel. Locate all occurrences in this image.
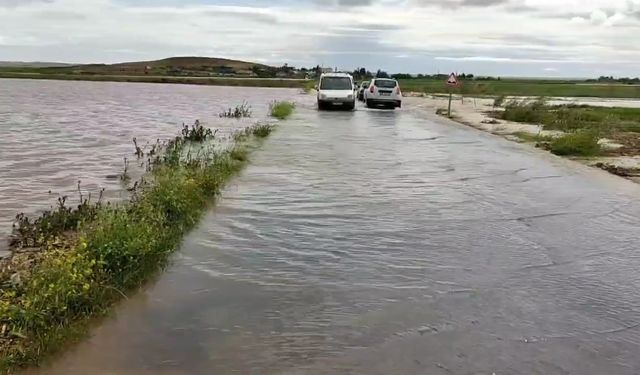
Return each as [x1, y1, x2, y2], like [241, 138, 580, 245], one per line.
[387, 103, 396, 110]
[397, 101, 402, 108]
[345, 102, 355, 111]
[318, 101, 326, 110]
[366, 100, 373, 108]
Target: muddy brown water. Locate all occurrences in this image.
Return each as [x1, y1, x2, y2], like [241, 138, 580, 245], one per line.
[0, 79, 298, 257]
[6, 82, 640, 374]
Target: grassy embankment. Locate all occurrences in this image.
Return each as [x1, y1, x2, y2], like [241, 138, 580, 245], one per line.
[0, 101, 295, 373]
[399, 78, 640, 99]
[493, 98, 640, 157]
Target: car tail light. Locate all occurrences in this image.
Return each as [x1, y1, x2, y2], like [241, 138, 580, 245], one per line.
[370, 86, 375, 93]
[396, 87, 401, 95]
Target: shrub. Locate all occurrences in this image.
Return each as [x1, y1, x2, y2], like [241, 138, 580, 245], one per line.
[180, 120, 215, 142]
[269, 101, 295, 120]
[549, 132, 601, 156]
[493, 95, 506, 107]
[251, 123, 275, 138]
[219, 102, 252, 119]
[501, 98, 548, 124]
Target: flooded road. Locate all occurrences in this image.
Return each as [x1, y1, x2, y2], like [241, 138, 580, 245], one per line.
[21, 97, 640, 374]
[0, 79, 297, 257]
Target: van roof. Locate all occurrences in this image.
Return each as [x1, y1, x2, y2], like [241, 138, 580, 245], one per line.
[321, 73, 352, 78]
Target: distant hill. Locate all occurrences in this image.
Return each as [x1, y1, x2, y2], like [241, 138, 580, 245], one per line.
[0, 61, 73, 68]
[57, 56, 272, 77]
[0, 56, 302, 79]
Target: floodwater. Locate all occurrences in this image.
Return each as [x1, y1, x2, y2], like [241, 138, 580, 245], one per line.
[19, 89, 640, 374]
[0, 79, 298, 257]
[547, 97, 640, 108]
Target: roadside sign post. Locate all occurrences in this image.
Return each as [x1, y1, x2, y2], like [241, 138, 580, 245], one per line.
[446, 73, 459, 118]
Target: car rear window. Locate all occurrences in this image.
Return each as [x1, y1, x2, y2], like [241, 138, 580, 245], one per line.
[374, 79, 397, 88]
[320, 77, 352, 90]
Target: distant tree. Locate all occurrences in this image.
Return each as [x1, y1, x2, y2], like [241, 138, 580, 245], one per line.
[252, 65, 277, 78]
[375, 69, 389, 78]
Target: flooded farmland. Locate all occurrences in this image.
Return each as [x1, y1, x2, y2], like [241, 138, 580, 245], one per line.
[4, 80, 640, 374]
[0, 79, 300, 257]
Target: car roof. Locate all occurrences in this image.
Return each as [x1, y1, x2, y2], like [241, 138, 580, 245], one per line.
[373, 78, 397, 81]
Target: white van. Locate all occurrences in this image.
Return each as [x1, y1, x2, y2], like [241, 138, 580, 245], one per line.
[317, 73, 355, 110]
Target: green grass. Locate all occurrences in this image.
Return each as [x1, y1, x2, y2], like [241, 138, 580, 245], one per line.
[500, 98, 548, 124]
[269, 101, 296, 120]
[548, 132, 601, 156]
[397, 78, 640, 99]
[0, 72, 309, 89]
[497, 99, 640, 134]
[0, 113, 293, 372]
[301, 80, 316, 93]
[543, 105, 640, 133]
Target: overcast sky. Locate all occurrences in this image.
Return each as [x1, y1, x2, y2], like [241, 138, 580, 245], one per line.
[0, 0, 639, 77]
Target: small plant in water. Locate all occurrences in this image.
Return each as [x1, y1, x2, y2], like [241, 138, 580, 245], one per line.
[269, 101, 295, 120]
[10, 182, 105, 248]
[181, 120, 215, 142]
[251, 123, 275, 138]
[232, 123, 275, 142]
[219, 102, 252, 119]
[120, 157, 131, 183]
[132, 138, 143, 158]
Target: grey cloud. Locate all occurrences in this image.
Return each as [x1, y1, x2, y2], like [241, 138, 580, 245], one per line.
[32, 10, 87, 20]
[409, 0, 510, 8]
[313, 0, 375, 8]
[334, 23, 405, 32]
[459, 0, 507, 6]
[0, 0, 51, 6]
[200, 9, 279, 24]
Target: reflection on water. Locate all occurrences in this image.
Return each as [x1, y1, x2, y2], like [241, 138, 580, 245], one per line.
[0, 79, 300, 256]
[23, 102, 640, 374]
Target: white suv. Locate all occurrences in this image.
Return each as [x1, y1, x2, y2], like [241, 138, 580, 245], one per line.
[317, 73, 355, 110]
[364, 78, 402, 109]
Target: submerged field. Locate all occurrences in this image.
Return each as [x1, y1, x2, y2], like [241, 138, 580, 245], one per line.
[0, 80, 303, 254]
[398, 78, 640, 99]
[3, 66, 640, 98]
[0, 72, 308, 88]
[0, 79, 303, 372]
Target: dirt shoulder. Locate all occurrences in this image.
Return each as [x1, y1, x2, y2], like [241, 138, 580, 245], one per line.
[404, 94, 640, 184]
